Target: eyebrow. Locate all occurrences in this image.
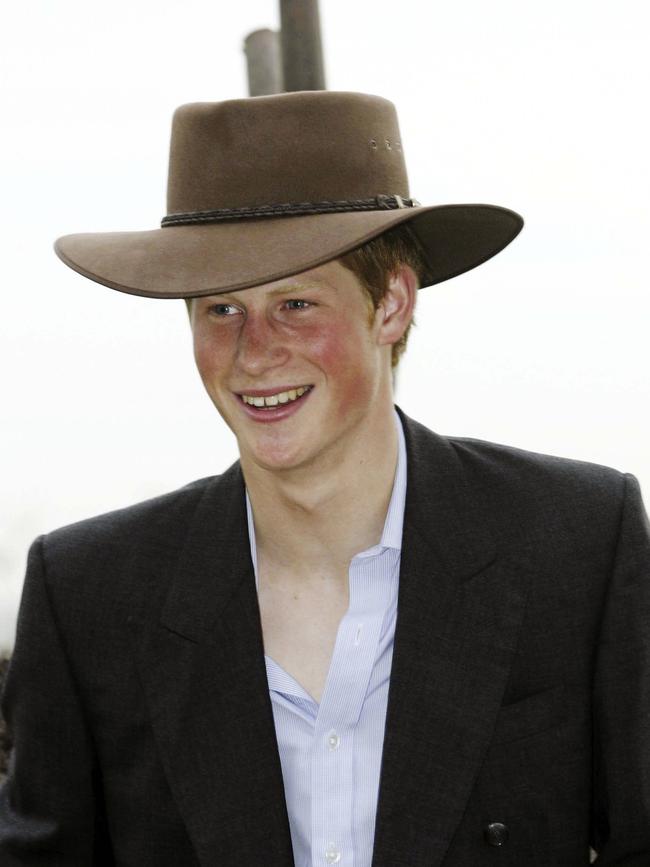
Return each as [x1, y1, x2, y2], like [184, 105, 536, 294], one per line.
[265, 282, 327, 297]
[210, 281, 331, 302]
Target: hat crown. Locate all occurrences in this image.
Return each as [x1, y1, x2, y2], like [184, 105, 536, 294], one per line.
[165, 91, 410, 215]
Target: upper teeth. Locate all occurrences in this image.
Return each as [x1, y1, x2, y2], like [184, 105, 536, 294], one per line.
[241, 386, 311, 407]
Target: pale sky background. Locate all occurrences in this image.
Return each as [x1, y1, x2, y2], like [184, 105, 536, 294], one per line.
[1, 0, 648, 650]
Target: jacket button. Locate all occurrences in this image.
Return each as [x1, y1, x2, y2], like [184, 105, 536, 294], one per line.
[484, 822, 509, 846]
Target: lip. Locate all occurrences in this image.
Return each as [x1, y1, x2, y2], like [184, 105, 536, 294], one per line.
[235, 386, 314, 423]
[233, 384, 312, 398]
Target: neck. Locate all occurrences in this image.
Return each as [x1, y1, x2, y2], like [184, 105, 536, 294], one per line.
[241, 400, 400, 585]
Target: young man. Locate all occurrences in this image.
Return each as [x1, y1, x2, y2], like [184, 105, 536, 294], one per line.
[1, 91, 649, 866]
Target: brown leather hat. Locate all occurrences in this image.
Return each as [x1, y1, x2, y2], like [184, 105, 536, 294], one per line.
[54, 91, 523, 299]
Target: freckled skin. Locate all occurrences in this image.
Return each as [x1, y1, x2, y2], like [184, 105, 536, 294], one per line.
[190, 258, 414, 482]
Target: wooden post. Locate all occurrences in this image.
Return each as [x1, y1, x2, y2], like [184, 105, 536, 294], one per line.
[279, 0, 326, 91]
[243, 28, 283, 96]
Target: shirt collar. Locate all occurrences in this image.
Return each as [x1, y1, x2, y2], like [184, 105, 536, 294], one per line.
[246, 406, 407, 588]
[377, 405, 407, 552]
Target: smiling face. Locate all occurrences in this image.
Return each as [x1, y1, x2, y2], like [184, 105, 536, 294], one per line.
[189, 258, 415, 475]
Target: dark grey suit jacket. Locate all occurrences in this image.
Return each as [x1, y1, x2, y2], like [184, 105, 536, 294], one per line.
[1, 407, 649, 866]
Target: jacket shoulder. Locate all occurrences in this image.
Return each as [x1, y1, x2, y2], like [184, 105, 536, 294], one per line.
[401, 410, 632, 552]
[438, 433, 633, 561]
[40, 474, 218, 563]
[400, 409, 628, 496]
[441, 432, 630, 534]
[447, 433, 626, 489]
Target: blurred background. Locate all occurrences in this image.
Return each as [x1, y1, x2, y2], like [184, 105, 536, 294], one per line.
[1, 0, 648, 650]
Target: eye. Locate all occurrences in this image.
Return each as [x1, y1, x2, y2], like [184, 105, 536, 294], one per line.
[285, 299, 312, 310]
[209, 303, 242, 316]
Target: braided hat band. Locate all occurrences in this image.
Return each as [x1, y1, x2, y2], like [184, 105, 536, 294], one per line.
[161, 195, 421, 227]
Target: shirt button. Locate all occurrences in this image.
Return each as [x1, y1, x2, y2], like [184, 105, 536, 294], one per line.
[325, 843, 341, 863]
[327, 731, 341, 750]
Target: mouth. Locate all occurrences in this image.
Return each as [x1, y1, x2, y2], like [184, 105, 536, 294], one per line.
[234, 385, 314, 422]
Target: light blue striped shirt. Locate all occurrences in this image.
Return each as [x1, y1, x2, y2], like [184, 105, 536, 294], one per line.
[246, 408, 406, 867]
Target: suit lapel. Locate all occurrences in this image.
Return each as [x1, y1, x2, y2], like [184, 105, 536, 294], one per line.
[370, 408, 531, 867]
[133, 461, 295, 867]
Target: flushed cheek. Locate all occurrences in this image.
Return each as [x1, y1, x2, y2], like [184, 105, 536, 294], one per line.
[307, 326, 375, 418]
[193, 338, 233, 400]
[334, 364, 376, 422]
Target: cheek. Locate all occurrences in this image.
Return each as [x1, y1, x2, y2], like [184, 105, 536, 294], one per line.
[306, 320, 355, 371]
[192, 332, 230, 386]
[306, 321, 374, 411]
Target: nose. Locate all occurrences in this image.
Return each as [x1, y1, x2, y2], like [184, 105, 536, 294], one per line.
[234, 312, 291, 376]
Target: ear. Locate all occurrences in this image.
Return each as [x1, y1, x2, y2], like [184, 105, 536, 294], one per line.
[375, 263, 418, 349]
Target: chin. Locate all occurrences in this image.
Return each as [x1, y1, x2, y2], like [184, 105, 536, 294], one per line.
[250, 453, 310, 474]
[244, 435, 316, 472]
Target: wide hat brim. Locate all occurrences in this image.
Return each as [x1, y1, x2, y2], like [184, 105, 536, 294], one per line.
[54, 203, 523, 300]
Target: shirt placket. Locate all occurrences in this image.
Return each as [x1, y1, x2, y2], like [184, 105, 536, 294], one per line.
[310, 547, 393, 867]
